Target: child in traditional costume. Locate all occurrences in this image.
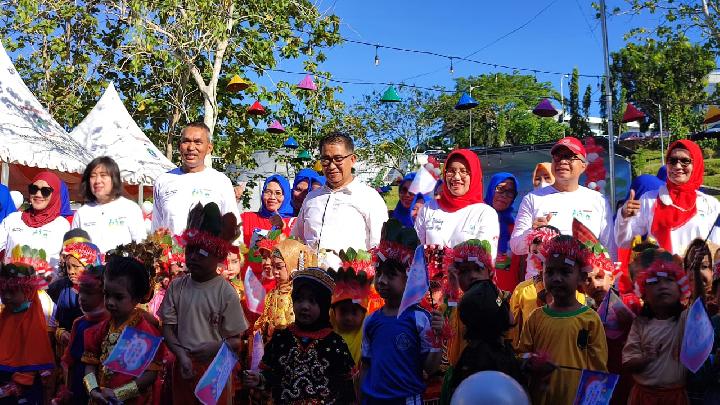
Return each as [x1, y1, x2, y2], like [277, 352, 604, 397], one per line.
[55, 265, 108, 405]
[160, 203, 248, 405]
[220, 238, 246, 302]
[623, 249, 690, 404]
[254, 238, 317, 341]
[243, 267, 356, 404]
[0, 251, 55, 405]
[81, 253, 165, 405]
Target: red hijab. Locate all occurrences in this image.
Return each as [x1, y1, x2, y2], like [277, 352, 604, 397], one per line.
[437, 149, 484, 213]
[651, 140, 704, 251]
[21, 171, 62, 228]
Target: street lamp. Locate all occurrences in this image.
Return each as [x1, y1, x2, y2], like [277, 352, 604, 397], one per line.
[559, 74, 569, 123]
[650, 100, 665, 165]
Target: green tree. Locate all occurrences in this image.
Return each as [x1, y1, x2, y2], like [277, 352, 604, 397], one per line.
[435, 74, 567, 148]
[611, 35, 715, 136]
[567, 68, 592, 136]
[582, 84, 593, 119]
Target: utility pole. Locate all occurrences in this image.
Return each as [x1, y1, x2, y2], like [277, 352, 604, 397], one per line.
[600, 0, 616, 207]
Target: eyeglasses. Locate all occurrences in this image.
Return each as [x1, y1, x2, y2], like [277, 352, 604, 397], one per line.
[445, 169, 470, 178]
[262, 190, 284, 198]
[494, 186, 517, 198]
[319, 153, 354, 166]
[667, 157, 692, 168]
[28, 184, 53, 198]
[552, 154, 585, 163]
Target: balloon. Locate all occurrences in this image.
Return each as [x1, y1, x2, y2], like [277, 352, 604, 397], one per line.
[587, 152, 599, 163]
[588, 182, 597, 190]
[141, 200, 153, 215]
[450, 371, 529, 405]
[144, 218, 152, 234]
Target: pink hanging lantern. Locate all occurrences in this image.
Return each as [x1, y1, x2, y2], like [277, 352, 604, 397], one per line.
[267, 120, 285, 134]
[297, 74, 317, 91]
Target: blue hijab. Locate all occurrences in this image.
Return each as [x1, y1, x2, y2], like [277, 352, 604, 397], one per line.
[293, 168, 325, 190]
[627, 174, 664, 201]
[392, 173, 416, 228]
[656, 166, 667, 182]
[484, 172, 518, 254]
[259, 174, 294, 218]
[60, 180, 73, 217]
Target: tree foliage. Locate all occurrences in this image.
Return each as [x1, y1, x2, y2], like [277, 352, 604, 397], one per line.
[434, 74, 567, 148]
[610, 35, 715, 136]
[568, 68, 592, 136]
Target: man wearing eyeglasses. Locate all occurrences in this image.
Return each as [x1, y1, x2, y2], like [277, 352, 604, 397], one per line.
[291, 132, 388, 252]
[509, 137, 616, 261]
[152, 122, 240, 236]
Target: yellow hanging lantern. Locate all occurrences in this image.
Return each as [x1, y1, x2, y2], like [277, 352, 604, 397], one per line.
[137, 101, 146, 112]
[227, 75, 250, 93]
[313, 160, 323, 172]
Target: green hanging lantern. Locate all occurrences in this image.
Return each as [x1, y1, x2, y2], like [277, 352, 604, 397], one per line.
[297, 149, 312, 160]
[380, 85, 401, 102]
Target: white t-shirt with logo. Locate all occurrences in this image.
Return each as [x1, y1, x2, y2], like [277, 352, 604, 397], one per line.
[152, 167, 240, 236]
[509, 185, 616, 259]
[415, 200, 500, 261]
[615, 186, 720, 255]
[71, 197, 147, 253]
[0, 212, 70, 268]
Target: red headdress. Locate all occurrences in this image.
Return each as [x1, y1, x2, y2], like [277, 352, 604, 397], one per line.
[146, 228, 185, 274]
[180, 202, 240, 259]
[525, 225, 561, 250]
[328, 248, 375, 308]
[571, 219, 616, 278]
[62, 241, 103, 268]
[539, 235, 592, 272]
[0, 245, 49, 295]
[371, 219, 420, 268]
[634, 249, 689, 299]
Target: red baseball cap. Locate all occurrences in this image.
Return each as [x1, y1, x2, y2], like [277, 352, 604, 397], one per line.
[551, 136, 587, 159]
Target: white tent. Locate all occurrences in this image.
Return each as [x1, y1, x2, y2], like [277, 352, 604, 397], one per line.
[0, 40, 92, 177]
[70, 82, 176, 186]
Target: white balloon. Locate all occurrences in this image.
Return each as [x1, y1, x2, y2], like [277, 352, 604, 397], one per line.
[451, 371, 529, 405]
[588, 181, 597, 190]
[144, 218, 152, 234]
[141, 200, 153, 215]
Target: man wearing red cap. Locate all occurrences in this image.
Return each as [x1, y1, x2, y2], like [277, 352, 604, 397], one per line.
[509, 137, 616, 260]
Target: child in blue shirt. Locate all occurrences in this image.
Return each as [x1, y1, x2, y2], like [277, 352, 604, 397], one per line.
[360, 219, 442, 404]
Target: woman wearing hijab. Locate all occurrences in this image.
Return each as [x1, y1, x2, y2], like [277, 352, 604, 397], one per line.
[71, 156, 146, 252]
[485, 172, 521, 291]
[616, 139, 720, 255]
[290, 168, 325, 216]
[391, 172, 429, 228]
[0, 171, 70, 269]
[532, 162, 555, 190]
[240, 174, 295, 248]
[415, 149, 500, 260]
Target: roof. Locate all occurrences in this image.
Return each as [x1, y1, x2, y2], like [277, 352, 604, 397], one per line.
[70, 82, 176, 185]
[0, 40, 92, 173]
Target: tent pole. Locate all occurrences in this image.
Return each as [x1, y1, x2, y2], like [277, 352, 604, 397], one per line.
[138, 183, 143, 205]
[1, 162, 9, 186]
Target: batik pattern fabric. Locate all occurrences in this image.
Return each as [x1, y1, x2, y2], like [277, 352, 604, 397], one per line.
[254, 282, 294, 341]
[260, 325, 355, 404]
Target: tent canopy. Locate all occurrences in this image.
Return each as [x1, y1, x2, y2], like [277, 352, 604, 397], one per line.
[0, 40, 92, 174]
[70, 82, 176, 185]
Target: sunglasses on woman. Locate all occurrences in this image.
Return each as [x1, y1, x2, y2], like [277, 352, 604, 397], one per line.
[28, 184, 54, 198]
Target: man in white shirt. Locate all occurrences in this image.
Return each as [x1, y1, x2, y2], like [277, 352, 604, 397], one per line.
[291, 132, 388, 252]
[152, 122, 240, 235]
[509, 136, 616, 259]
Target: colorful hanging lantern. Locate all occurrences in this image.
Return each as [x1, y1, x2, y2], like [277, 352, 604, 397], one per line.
[454, 92, 478, 110]
[297, 150, 312, 160]
[248, 100, 266, 115]
[532, 98, 558, 117]
[621, 103, 645, 123]
[703, 106, 720, 125]
[297, 74, 317, 91]
[283, 136, 299, 149]
[227, 75, 250, 92]
[380, 85, 401, 103]
[267, 120, 285, 134]
[137, 101, 146, 112]
[313, 160, 323, 172]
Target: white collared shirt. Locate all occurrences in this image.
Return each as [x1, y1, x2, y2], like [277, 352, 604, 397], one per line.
[415, 200, 500, 260]
[509, 184, 616, 259]
[615, 186, 720, 255]
[291, 178, 389, 252]
[152, 167, 240, 235]
[0, 212, 69, 268]
[72, 197, 147, 252]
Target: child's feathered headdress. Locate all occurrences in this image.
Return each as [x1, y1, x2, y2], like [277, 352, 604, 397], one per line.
[633, 248, 689, 299]
[180, 202, 240, 259]
[371, 219, 420, 266]
[62, 241, 103, 268]
[0, 245, 49, 293]
[149, 229, 186, 274]
[539, 234, 592, 272]
[328, 248, 375, 307]
[525, 225, 561, 249]
[571, 219, 615, 278]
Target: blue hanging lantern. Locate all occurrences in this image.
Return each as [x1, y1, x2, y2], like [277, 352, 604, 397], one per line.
[283, 136, 299, 149]
[454, 92, 478, 110]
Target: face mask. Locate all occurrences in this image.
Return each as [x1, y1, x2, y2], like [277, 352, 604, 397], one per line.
[535, 181, 552, 190]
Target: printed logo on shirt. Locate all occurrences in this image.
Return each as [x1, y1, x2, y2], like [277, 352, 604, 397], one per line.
[32, 228, 49, 238]
[84, 221, 98, 227]
[395, 333, 412, 351]
[108, 217, 127, 227]
[428, 217, 444, 231]
[10, 227, 23, 232]
[191, 188, 212, 199]
[209, 311, 222, 329]
[572, 209, 593, 222]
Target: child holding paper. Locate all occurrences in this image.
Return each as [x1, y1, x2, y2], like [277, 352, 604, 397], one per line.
[360, 220, 443, 404]
[160, 203, 248, 405]
[243, 267, 356, 404]
[81, 255, 165, 405]
[622, 249, 689, 404]
[517, 235, 608, 405]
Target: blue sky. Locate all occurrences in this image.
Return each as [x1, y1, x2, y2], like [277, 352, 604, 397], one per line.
[265, 0, 670, 115]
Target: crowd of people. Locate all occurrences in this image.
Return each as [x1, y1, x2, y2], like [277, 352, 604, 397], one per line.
[1, 121, 720, 405]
